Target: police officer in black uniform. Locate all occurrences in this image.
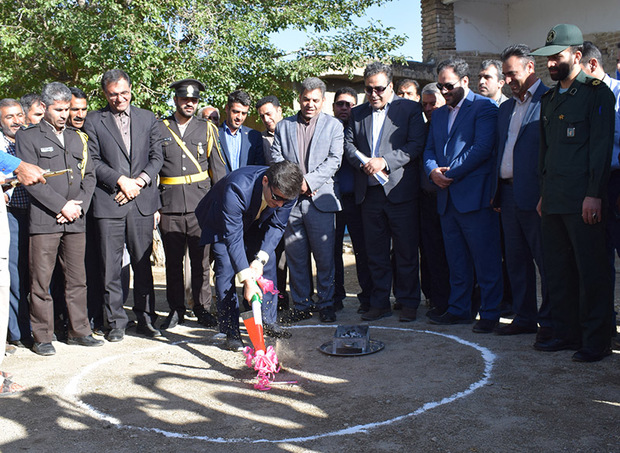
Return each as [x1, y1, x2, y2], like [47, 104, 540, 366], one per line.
[158, 79, 227, 329]
[15, 82, 103, 355]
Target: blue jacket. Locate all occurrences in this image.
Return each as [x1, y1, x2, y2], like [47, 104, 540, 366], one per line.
[424, 90, 498, 214]
[218, 123, 264, 173]
[196, 166, 296, 274]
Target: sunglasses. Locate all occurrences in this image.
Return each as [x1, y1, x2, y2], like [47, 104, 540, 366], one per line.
[334, 100, 353, 107]
[436, 81, 459, 91]
[364, 85, 387, 95]
[269, 185, 289, 202]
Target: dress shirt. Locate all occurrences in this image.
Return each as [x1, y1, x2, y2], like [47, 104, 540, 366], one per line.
[113, 106, 131, 154]
[371, 93, 394, 157]
[447, 89, 468, 133]
[223, 121, 242, 171]
[602, 74, 620, 171]
[1, 132, 29, 208]
[296, 112, 319, 175]
[500, 79, 541, 179]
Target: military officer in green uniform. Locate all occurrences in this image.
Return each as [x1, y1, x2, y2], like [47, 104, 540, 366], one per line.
[158, 79, 227, 329]
[531, 24, 616, 362]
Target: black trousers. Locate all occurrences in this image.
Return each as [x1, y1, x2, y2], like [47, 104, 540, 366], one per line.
[160, 212, 212, 313]
[96, 206, 156, 329]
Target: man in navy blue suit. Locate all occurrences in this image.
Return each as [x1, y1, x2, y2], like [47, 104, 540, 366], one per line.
[424, 58, 502, 333]
[493, 44, 552, 340]
[195, 162, 303, 351]
[218, 90, 263, 173]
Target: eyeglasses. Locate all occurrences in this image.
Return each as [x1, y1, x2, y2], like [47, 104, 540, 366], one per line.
[269, 185, 289, 202]
[364, 85, 387, 95]
[436, 81, 459, 91]
[334, 100, 353, 108]
[106, 90, 131, 100]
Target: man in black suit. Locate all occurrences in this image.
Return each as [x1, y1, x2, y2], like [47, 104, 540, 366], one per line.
[344, 62, 426, 322]
[83, 69, 164, 342]
[158, 79, 227, 330]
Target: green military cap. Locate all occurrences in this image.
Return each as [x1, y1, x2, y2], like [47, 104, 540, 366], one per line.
[530, 24, 584, 57]
[170, 78, 205, 98]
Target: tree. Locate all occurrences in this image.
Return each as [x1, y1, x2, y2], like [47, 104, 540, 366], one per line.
[0, 0, 406, 114]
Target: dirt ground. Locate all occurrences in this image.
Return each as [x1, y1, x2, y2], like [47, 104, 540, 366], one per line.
[1, 251, 619, 453]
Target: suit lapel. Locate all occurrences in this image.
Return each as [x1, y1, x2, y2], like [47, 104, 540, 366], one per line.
[238, 126, 250, 167]
[447, 92, 474, 141]
[101, 109, 130, 161]
[362, 104, 373, 152]
[41, 123, 64, 149]
[218, 125, 233, 171]
[286, 118, 300, 164]
[307, 113, 326, 167]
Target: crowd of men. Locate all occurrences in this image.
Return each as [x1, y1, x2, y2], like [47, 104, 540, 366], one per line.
[1, 22, 619, 395]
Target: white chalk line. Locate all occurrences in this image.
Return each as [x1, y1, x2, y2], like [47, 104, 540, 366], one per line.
[63, 325, 495, 443]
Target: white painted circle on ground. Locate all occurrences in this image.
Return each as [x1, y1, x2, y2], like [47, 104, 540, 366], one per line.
[64, 325, 495, 443]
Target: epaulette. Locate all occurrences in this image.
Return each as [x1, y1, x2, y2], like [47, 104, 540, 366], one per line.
[586, 77, 604, 88]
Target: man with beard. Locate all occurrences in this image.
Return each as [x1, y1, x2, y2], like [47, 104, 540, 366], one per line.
[423, 58, 502, 333]
[157, 79, 226, 329]
[531, 24, 615, 362]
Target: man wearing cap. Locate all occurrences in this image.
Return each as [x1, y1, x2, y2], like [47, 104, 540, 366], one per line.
[157, 79, 227, 330]
[531, 24, 616, 362]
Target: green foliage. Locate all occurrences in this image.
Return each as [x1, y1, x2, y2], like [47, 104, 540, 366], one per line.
[0, 0, 406, 115]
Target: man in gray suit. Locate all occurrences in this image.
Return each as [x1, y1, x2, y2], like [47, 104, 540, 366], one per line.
[269, 77, 343, 323]
[344, 61, 426, 322]
[83, 69, 163, 342]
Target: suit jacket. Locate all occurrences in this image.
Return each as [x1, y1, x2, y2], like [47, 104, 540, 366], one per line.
[493, 81, 549, 211]
[423, 90, 498, 214]
[83, 105, 163, 218]
[218, 123, 264, 173]
[158, 115, 227, 214]
[15, 122, 95, 234]
[344, 96, 426, 204]
[269, 112, 343, 212]
[196, 166, 296, 274]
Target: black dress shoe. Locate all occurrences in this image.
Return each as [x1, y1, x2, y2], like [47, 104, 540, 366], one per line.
[361, 307, 392, 321]
[428, 312, 471, 325]
[495, 323, 538, 336]
[160, 311, 184, 330]
[472, 319, 498, 333]
[399, 306, 417, 322]
[264, 323, 292, 339]
[33, 342, 56, 356]
[572, 347, 612, 363]
[357, 304, 370, 314]
[105, 328, 125, 342]
[224, 335, 244, 351]
[279, 308, 313, 324]
[68, 335, 104, 347]
[319, 307, 336, 323]
[533, 338, 581, 352]
[136, 323, 162, 338]
[535, 326, 553, 343]
[425, 307, 446, 318]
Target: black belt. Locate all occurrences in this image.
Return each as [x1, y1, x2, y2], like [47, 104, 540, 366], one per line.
[499, 178, 513, 185]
